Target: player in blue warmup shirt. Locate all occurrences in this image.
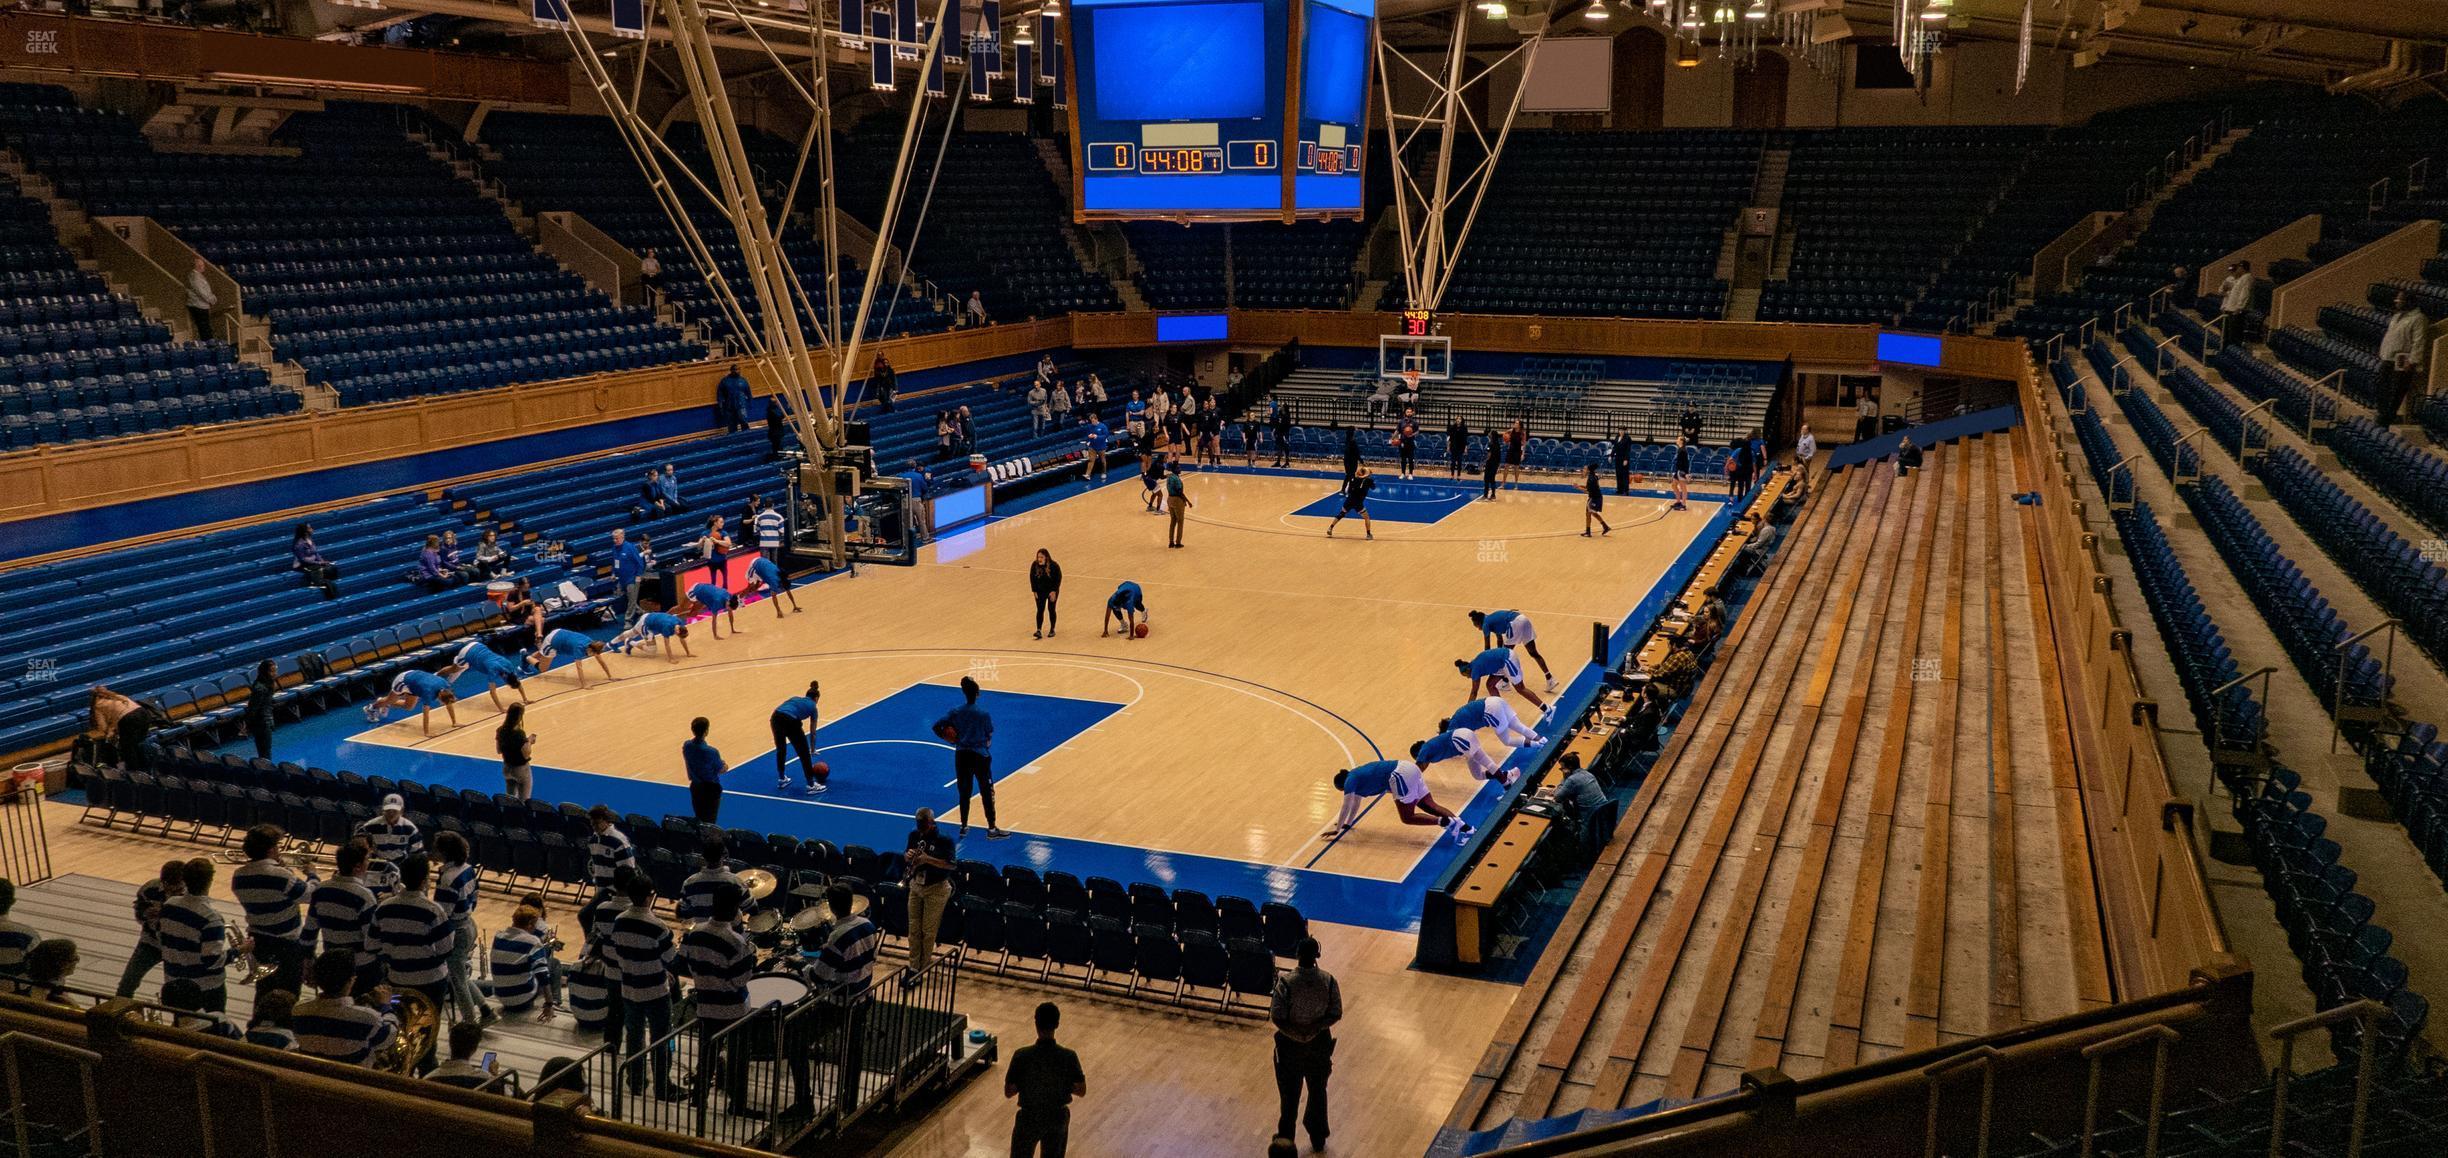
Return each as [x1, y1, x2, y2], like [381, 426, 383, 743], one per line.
[1468, 608, 1558, 691]
[1412, 727, 1511, 787]
[686, 582, 740, 639]
[527, 628, 613, 686]
[747, 555, 802, 618]
[452, 639, 531, 709]
[1448, 694, 1544, 750]
[1102, 581, 1149, 639]
[364, 668, 462, 735]
[609, 612, 692, 663]
[770, 681, 828, 794]
[1325, 759, 1470, 843]
[1456, 646, 1548, 713]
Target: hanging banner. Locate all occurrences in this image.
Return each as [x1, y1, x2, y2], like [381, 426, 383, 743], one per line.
[1016, 42, 1035, 105]
[1037, 12, 1057, 81]
[610, 0, 647, 39]
[926, 20, 949, 97]
[1049, 24, 1065, 109]
[981, 1, 1004, 78]
[530, 0, 572, 30]
[896, 0, 921, 59]
[870, 8, 896, 90]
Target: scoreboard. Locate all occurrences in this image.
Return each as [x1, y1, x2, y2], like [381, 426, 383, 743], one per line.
[1068, 0, 1374, 220]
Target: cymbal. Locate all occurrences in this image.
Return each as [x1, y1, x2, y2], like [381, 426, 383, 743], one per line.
[786, 895, 869, 931]
[736, 868, 780, 901]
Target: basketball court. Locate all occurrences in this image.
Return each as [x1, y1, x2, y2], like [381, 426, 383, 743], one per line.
[229, 466, 1736, 930]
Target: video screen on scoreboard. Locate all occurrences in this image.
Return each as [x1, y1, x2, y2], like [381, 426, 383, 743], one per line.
[1073, 0, 1290, 216]
[1294, 0, 1371, 213]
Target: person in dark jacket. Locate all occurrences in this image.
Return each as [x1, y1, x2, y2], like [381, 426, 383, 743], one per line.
[1340, 424, 1360, 483]
[243, 660, 278, 761]
[1029, 549, 1063, 640]
[764, 398, 787, 460]
[291, 524, 339, 599]
[871, 354, 897, 413]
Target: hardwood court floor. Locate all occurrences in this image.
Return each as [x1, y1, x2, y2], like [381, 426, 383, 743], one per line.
[359, 469, 1714, 889]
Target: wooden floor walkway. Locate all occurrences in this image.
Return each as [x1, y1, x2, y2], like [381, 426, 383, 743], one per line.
[1450, 436, 2113, 1133]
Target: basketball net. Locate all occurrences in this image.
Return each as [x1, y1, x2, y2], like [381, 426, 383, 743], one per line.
[1401, 368, 1422, 393]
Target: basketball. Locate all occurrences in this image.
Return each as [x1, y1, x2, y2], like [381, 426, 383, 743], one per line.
[810, 761, 830, 780]
[934, 722, 958, 741]
[1134, 623, 1150, 638]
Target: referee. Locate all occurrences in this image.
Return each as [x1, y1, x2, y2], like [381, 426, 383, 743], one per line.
[683, 716, 729, 823]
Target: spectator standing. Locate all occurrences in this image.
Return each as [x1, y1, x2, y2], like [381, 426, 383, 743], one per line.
[433, 832, 494, 1024]
[2377, 290, 2430, 426]
[934, 676, 1004, 838]
[1271, 399, 1295, 468]
[936, 410, 958, 461]
[242, 659, 278, 760]
[185, 256, 217, 341]
[679, 883, 764, 1117]
[1028, 380, 1052, 436]
[232, 824, 316, 997]
[1480, 429, 1502, 501]
[372, 854, 453, 1040]
[117, 859, 185, 997]
[586, 805, 638, 890]
[957, 405, 977, 456]
[696, 514, 735, 562]
[157, 859, 230, 1013]
[2218, 261, 2255, 344]
[1050, 378, 1074, 427]
[608, 873, 679, 1099]
[716, 364, 752, 432]
[966, 291, 989, 327]
[903, 808, 956, 977]
[684, 717, 729, 824]
[752, 495, 787, 560]
[1612, 431, 1634, 496]
[291, 524, 339, 599]
[871, 353, 897, 413]
[1855, 388, 1879, 443]
[1166, 464, 1194, 549]
[637, 249, 664, 297]
[765, 396, 788, 459]
[1271, 937, 1341, 1153]
[308, 842, 380, 992]
[1504, 421, 1527, 489]
[1006, 1001, 1086, 1158]
[611, 528, 645, 619]
[798, 883, 878, 1109]
[1794, 423, 1817, 498]
[1030, 549, 1063, 639]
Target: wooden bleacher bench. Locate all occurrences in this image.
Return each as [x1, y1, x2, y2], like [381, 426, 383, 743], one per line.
[1449, 811, 1553, 966]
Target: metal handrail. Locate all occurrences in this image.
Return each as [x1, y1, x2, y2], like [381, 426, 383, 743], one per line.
[2154, 333, 2181, 377]
[2237, 398, 2278, 455]
[2331, 619, 2401, 752]
[0, 1032, 104, 1158]
[2078, 1024, 2180, 1158]
[2106, 454, 2139, 506]
[2172, 426, 2211, 486]
[1921, 1045, 2003, 1158]
[2268, 999, 2383, 1158]
[2207, 667, 2276, 779]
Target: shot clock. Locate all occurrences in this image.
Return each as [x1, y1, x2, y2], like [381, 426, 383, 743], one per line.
[1068, 0, 1373, 220]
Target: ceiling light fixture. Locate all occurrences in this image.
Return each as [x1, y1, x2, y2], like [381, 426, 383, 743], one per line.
[1584, 3, 1608, 18]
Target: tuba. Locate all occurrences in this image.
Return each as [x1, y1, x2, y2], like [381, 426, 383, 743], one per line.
[373, 990, 440, 1074]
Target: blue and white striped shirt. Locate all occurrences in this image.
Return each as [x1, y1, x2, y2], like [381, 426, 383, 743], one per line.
[0, 918, 37, 976]
[307, 877, 378, 962]
[434, 861, 480, 923]
[809, 915, 878, 1004]
[607, 904, 674, 1003]
[567, 962, 611, 1032]
[132, 880, 169, 950]
[292, 997, 398, 1066]
[753, 508, 786, 551]
[356, 817, 424, 866]
[232, 858, 314, 940]
[678, 867, 742, 925]
[488, 927, 550, 1013]
[587, 827, 636, 887]
[244, 1025, 298, 1052]
[372, 894, 453, 993]
[157, 896, 229, 994]
[678, 921, 754, 1022]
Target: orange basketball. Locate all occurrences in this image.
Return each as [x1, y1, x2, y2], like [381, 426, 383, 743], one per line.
[934, 723, 958, 741]
[811, 761, 830, 780]
[1134, 623, 1150, 638]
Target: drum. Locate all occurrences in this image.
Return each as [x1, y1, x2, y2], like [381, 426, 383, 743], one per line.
[787, 893, 869, 934]
[485, 580, 515, 605]
[741, 972, 812, 1061]
[745, 909, 782, 950]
